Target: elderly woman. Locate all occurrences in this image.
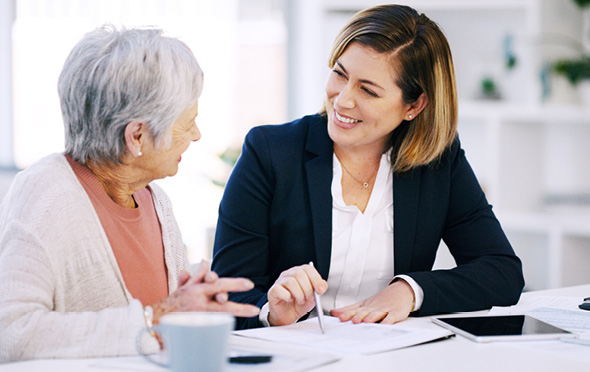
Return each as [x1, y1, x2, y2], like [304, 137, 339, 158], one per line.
[0, 25, 259, 362]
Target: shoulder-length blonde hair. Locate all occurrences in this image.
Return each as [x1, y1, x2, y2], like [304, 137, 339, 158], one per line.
[327, 4, 457, 173]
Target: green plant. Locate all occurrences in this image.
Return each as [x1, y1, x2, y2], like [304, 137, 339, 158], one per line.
[552, 57, 590, 85]
[217, 147, 241, 167]
[480, 76, 500, 99]
[209, 147, 241, 188]
[573, 0, 590, 9]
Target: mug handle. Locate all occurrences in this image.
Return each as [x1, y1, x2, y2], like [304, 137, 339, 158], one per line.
[136, 325, 168, 368]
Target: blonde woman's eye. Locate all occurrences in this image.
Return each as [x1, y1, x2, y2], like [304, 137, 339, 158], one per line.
[363, 87, 379, 98]
[332, 69, 346, 78]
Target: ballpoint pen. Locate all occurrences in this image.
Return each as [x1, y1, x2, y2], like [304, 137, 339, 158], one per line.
[309, 261, 326, 334]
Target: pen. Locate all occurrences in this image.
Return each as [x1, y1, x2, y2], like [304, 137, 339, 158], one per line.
[309, 261, 326, 334]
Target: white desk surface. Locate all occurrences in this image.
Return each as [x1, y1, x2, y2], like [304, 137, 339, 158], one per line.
[1, 284, 589, 372]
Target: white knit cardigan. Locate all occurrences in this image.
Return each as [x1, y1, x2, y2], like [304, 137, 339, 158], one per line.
[0, 154, 190, 362]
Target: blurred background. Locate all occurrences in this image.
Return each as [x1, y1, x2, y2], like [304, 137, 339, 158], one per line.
[1, 0, 589, 291]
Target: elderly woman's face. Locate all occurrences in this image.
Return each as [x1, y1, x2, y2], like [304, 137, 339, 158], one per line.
[141, 101, 201, 180]
[325, 42, 412, 153]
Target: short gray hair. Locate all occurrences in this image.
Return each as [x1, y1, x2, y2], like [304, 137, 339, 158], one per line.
[58, 25, 204, 164]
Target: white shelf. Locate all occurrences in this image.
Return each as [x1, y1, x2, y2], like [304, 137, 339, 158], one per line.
[323, 0, 535, 12]
[306, 0, 590, 291]
[460, 101, 590, 124]
[499, 210, 590, 237]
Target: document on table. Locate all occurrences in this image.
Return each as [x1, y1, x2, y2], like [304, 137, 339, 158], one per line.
[233, 315, 453, 355]
[228, 336, 340, 372]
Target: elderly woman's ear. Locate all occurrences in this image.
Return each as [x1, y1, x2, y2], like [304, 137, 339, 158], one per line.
[124, 121, 146, 158]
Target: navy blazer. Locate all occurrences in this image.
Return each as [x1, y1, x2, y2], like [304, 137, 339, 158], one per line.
[212, 114, 524, 330]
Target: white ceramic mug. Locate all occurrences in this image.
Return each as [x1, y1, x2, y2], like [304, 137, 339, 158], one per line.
[138, 312, 235, 372]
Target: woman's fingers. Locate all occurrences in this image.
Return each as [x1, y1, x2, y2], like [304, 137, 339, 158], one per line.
[350, 308, 372, 324]
[211, 302, 261, 318]
[201, 277, 254, 296]
[331, 281, 415, 324]
[214, 292, 228, 304]
[274, 264, 328, 304]
[189, 260, 210, 284]
[361, 309, 388, 324]
[277, 273, 309, 305]
[380, 312, 401, 324]
[204, 270, 218, 283]
[266, 264, 329, 327]
[268, 283, 295, 304]
[301, 264, 328, 294]
[330, 302, 359, 321]
[177, 270, 191, 287]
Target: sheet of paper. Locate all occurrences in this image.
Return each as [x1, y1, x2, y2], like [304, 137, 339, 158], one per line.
[228, 336, 340, 372]
[233, 315, 453, 355]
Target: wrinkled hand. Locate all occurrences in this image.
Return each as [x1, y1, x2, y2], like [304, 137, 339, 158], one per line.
[330, 279, 415, 324]
[267, 263, 328, 326]
[152, 260, 260, 323]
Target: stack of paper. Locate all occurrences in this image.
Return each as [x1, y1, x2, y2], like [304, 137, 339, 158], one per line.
[234, 315, 453, 356]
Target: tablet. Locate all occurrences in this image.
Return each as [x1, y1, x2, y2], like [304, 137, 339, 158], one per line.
[431, 314, 576, 342]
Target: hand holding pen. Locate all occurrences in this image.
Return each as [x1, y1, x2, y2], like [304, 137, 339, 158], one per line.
[309, 261, 326, 333]
[266, 262, 328, 327]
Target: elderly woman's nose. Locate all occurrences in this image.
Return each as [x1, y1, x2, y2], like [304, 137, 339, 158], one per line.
[191, 124, 201, 142]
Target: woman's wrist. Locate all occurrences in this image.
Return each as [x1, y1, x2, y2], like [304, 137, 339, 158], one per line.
[143, 305, 154, 327]
[390, 277, 416, 312]
[150, 302, 167, 325]
[144, 304, 164, 349]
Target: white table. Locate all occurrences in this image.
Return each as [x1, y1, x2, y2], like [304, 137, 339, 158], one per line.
[2, 285, 589, 372]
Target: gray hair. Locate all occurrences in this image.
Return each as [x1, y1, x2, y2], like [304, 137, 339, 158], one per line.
[58, 24, 204, 164]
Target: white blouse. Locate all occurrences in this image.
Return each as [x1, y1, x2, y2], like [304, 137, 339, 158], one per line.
[324, 153, 395, 310]
[259, 153, 424, 325]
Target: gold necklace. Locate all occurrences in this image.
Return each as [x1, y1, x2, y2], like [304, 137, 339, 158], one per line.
[340, 161, 372, 189]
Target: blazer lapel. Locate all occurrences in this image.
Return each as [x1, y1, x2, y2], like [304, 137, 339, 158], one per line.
[393, 168, 421, 275]
[304, 116, 333, 279]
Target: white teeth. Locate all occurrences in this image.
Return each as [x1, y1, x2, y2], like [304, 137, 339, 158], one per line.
[335, 111, 360, 124]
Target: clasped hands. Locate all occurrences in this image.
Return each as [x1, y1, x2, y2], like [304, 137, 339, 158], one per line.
[267, 263, 415, 326]
[151, 260, 260, 324]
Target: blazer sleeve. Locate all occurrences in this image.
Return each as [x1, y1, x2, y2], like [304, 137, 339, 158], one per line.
[408, 140, 525, 315]
[212, 127, 275, 329]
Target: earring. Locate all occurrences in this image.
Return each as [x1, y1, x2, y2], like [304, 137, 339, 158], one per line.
[409, 114, 413, 119]
[137, 151, 142, 157]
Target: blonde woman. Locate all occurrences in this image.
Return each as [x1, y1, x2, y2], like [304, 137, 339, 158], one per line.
[212, 4, 524, 330]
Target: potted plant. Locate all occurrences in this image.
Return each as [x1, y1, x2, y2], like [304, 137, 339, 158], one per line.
[573, 0, 590, 8]
[552, 57, 590, 105]
[208, 147, 241, 188]
[552, 56, 590, 85]
[548, 0, 590, 105]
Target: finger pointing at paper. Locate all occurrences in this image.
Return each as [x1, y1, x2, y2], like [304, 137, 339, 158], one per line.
[330, 278, 415, 324]
[268, 263, 328, 327]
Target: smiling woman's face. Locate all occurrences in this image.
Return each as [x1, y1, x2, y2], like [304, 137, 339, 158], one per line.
[139, 101, 201, 181]
[325, 43, 411, 154]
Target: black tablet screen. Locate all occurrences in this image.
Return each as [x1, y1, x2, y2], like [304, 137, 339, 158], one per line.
[438, 315, 569, 337]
